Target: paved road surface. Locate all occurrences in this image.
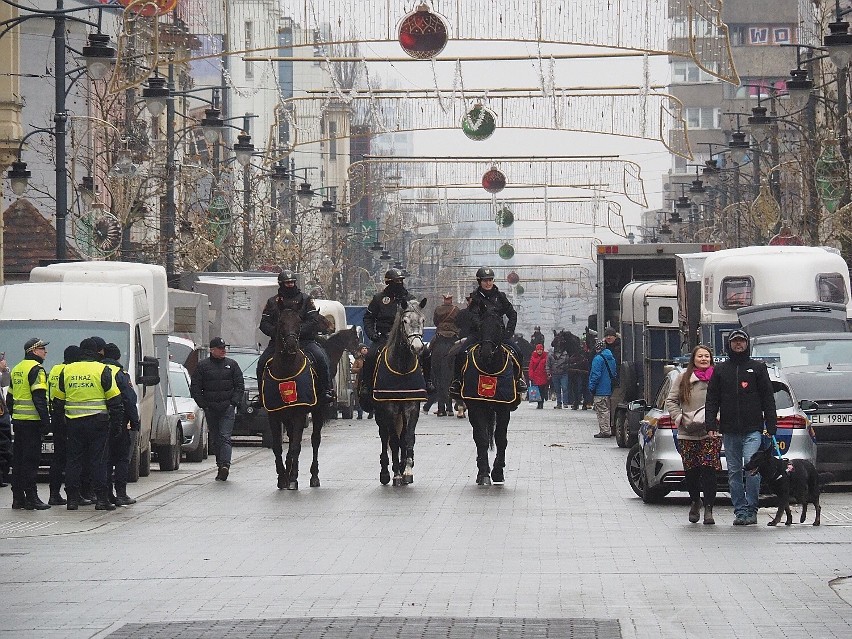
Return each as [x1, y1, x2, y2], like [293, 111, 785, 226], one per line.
[1, 402, 851, 638]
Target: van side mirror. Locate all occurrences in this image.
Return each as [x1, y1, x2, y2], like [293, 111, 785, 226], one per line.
[137, 356, 160, 386]
[799, 399, 819, 413]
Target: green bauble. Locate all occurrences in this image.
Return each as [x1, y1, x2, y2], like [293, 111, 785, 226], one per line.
[498, 242, 514, 260]
[462, 106, 496, 141]
[515, 285, 524, 296]
[495, 206, 514, 228]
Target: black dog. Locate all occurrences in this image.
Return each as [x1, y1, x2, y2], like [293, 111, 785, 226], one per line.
[744, 447, 825, 526]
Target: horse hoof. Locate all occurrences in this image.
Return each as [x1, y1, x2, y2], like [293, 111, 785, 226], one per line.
[491, 467, 505, 484]
[392, 476, 404, 486]
[380, 470, 390, 485]
[287, 480, 298, 490]
[403, 473, 413, 484]
[310, 476, 320, 488]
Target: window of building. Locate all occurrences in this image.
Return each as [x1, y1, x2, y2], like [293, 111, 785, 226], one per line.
[671, 61, 718, 84]
[245, 22, 254, 79]
[817, 273, 848, 304]
[720, 277, 753, 309]
[685, 107, 721, 129]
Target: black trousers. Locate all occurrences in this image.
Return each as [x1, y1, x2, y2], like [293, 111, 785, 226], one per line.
[11, 421, 41, 495]
[108, 427, 132, 490]
[0, 416, 12, 479]
[258, 341, 333, 392]
[65, 416, 110, 497]
[49, 419, 67, 493]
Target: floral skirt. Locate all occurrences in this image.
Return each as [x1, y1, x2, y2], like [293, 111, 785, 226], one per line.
[679, 436, 722, 471]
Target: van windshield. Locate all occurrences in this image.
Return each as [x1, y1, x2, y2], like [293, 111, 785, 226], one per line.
[752, 339, 852, 368]
[0, 321, 130, 371]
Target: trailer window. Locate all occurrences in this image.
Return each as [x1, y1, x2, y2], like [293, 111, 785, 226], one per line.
[817, 273, 847, 304]
[720, 277, 753, 309]
[658, 306, 674, 324]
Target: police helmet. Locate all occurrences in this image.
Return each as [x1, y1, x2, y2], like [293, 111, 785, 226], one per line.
[476, 266, 495, 280]
[278, 269, 297, 285]
[384, 268, 406, 283]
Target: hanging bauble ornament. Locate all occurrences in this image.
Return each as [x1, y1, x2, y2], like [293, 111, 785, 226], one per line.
[462, 104, 496, 141]
[515, 285, 525, 296]
[495, 206, 514, 228]
[815, 137, 847, 214]
[482, 167, 506, 193]
[117, 0, 178, 17]
[749, 182, 780, 234]
[768, 225, 805, 246]
[398, 3, 449, 60]
[498, 242, 515, 260]
[506, 271, 520, 285]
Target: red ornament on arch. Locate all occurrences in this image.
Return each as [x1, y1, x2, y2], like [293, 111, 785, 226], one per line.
[482, 167, 506, 193]
[398, 4, 449, 59]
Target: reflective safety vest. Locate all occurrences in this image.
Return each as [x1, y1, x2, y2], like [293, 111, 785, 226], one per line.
[47, 363, 66, 402]
[10, 358, 47, 421]
[57, 361, 120, 419]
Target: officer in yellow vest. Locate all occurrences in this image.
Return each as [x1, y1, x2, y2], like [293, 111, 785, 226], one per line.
[8, 338, 52, 510]
[45, 345, 81, 506]
[54, 338, 124, 511]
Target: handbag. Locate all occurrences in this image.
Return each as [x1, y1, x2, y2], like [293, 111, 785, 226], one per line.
[527, 384, 542, 402]
[679, 405, 707, 436]
[603, 358, 620, 388]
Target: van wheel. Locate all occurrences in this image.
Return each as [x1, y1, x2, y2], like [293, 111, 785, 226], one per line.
[157, 426, 182, 471]
[128, 434, 140, 483]
[614, 409, 628, 448]
[139, 445, 151, 477]
[626, 444, 644, 497]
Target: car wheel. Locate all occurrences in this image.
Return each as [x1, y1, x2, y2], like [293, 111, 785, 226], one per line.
[626, 443, 644, 497]
[614, 409, 627, 448]
[186, 429, 205, 463]
[640, 453, 669, 504]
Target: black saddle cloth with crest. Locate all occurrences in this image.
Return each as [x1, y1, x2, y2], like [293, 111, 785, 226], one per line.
[261, 357, 318, 411]
[372, 347, 427, 402]
[460, 343, 520, 404]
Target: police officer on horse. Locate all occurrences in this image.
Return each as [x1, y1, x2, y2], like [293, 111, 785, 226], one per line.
[257, 270, 335, 404]
[450, 267, 526, 395]
[358, 268, 417, 410]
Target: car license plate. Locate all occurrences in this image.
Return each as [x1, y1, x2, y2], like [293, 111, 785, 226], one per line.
[41, 441, 54, 454]
[811, 413, 852, 425]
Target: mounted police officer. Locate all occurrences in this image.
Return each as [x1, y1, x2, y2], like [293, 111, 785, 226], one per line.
[358, 268, 417, 409]
[257, 269, 334, 404]
[450, 267, 526, 395]
[8, 338, 52, 510]
[55, 338, 124, 511]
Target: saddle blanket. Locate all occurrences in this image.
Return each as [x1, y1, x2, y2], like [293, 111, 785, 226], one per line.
[460, 344, 519, 404]
[261, 358, 318, 411]
[372, 347, 427, 402]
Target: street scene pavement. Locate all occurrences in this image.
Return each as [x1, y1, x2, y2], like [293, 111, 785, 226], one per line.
[2, 403, 852, 639]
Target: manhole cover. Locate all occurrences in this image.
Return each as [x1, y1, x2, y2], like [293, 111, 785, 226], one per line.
[108, 616, 622, 638]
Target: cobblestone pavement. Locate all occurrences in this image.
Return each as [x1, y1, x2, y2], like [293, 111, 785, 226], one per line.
[1, 402, 851, 638]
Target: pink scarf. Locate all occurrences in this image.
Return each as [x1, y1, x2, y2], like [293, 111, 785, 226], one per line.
[693, 366, 714, 382]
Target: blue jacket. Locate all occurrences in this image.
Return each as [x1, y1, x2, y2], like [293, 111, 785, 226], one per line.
[588, 348, 617, 396]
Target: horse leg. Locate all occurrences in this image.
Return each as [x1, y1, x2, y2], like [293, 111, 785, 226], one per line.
[491, 406, 510, 485]
[378, 411, 391, 485]
[309, 408, 323, 488]
[467, 404, 491, 486]
[269, 417, 287, 490]
[285, 420, 303, 490]
[402, 405, 417, 484]
[391, 413, 405, 486]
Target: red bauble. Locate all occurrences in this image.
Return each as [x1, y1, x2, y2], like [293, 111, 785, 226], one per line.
[506, 271, 520, 285]
[116, 0, 178, 17]
[482, 168, 506, 193]
[398, 5, 449, 59]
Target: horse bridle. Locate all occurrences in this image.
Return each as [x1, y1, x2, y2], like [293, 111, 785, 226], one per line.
[401, 309, 424, 353]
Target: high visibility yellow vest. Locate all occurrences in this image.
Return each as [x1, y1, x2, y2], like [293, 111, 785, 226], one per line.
[48, 363, 66, 402]
[57, 360, 120, 419]
[10, 358, 47, 421]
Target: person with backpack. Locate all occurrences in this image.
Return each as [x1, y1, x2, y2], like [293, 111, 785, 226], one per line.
[588, 339, 618, 439]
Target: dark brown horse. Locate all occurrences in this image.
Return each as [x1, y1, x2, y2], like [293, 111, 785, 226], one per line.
[263, 308, 325, 490]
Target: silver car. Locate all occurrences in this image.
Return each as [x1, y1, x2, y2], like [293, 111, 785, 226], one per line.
[626, 361, 817, 503]
[168, 361, 207, 463]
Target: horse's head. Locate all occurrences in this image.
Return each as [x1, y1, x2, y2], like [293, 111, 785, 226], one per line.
[397, 298, 427, 354]
[478, 309, 505, 361]
[275, 308, 302, 355]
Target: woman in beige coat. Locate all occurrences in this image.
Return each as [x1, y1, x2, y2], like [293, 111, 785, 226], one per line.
[665, 345, 721, 525]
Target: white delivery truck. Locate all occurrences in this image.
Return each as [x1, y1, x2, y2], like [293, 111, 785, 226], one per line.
[0, 261, 184, 479]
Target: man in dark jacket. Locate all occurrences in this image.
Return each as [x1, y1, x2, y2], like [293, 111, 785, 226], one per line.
[704, 329, 777, 526]
[191, 337, 245, 481]
[359, 268, 417, 409]
[102, 343, 141, 506]
[257, 270, 334, 404]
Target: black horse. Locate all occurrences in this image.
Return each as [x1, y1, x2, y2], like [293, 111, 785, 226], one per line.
[551, 329, 583, 356]
[462, 310, 520, 486]
[262, 308, 325, 490]
[373, 299, 427, 486]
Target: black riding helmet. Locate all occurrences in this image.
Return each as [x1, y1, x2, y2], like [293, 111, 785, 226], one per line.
[476, 266, 495, 280]
[384, 268, 406, 283]
[278, 269, 297, 285]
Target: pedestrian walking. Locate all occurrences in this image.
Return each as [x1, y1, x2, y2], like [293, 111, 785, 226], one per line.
[55, 338, 125, 511]
[527, 343, 549, 409]
[102, 343, 141, 505]
[46, 345, 81, 506]
[588, 339, 617, 438]
[665, 344, 721, 525]
[351, 345, 368, 419]
[704, 329, 777, 526]
[190, 337, 245, 481]
[546, 344, 570, 409]
[8, 338, 52, 509]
